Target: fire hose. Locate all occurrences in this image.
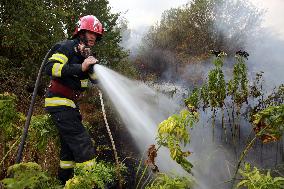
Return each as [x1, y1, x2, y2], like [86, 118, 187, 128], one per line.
[15, 48, 53, 163]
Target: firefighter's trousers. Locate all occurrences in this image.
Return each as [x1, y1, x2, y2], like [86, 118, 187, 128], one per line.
[49, 108, 95, 184]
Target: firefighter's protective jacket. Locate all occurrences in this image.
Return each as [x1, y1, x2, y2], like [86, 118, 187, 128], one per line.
[44, 38, 97, 111]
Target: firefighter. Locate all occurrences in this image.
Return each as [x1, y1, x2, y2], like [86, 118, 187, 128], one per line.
[44, 15, 104, 184]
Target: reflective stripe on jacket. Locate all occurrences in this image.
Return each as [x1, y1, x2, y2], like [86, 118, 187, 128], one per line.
[45, 97, 76, 108]
[60, 160, 75, 169]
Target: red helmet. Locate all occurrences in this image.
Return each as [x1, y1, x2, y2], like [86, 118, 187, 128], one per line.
[73, 15, 104, 38]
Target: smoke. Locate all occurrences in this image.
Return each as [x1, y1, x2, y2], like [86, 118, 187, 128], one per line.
[120, 25, 150, 57]
[246, 30, 284, 89]
[209, 0, 284, 89]
[109, 0, 188, 30]
[152, 0, 284, 90]
[189, 119, 236, 189]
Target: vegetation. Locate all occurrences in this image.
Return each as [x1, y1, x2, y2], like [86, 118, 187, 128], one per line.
[252, 104, 284, 144]
[135, 0, 263, 80]
[65, 158, 120, 189]
[0, 0, 283, 188]
[207, 51, 226, 136]
[237, 163, 284, 189]
[1, 58, 284, 188]
[1, 159, 121, 189]
[0, 91, 126, 188]
[28, 114, 59, 152]
[146, 173, 193, 189]
[1, 162, 62, 189]
[157, 109, 199, 173]
[0, 93, 24, 178]
[0, 93, 23, 140]
[183, 52, 284, 188]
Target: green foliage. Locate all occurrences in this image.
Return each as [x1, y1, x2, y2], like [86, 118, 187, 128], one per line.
[255, 84, 284, 110]
[252, 104, 284, 143]
[228, 55, 249, 107]
[146, 173, 193, 189]
[0, 0, 66, 98]
[140, 0, 262, 57]
[250, 71, 264, 99]
[250, 83, 284, 121]
[1, 159, 121, 189]
[184, 88, 200, 109]
[136, 0, 263, 80]
[0, 93, 24, 176]
[0, 0, 126, 69]
[0, 92, 24, 166]
[262, 84, 284, 108]
[65, 158, 119, 189]
[180, 51, 282, 145]
[157, 109, 199, 173]
[208, 53, 226, 108]
[111, 59, 139, 79]
[0, 93, 60, 176]
[237, 163, 284, 189]
[200, 83, 209, 110]
[1, 162, 62, 189]
[29, 114, 59, 151]
[0, 93, 22, 139]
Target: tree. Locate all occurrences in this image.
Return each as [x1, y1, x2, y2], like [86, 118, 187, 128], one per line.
[136, 0, 263, 80]
[148, 0, 262, 56]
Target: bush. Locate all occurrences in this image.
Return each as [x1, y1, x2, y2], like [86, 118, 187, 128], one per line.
[0, 162, 62, 189]
[237, 163, 284, 189]
[146, 173, 193, 189]
[65, 158, 118, 189]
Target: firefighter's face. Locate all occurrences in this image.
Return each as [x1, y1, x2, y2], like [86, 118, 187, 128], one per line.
[85, 31, 97, 47]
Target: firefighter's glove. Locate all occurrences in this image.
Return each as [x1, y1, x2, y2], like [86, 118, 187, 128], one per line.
[82, 56, 98, 72]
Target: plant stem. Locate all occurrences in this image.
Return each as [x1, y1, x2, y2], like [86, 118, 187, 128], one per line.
[225, 103, 234, 140]
[231, 135, 257, 189]
[232, 104, 235, 142]
[221, 107, 227, 142]
[236, 106, 241, 144]
[141, 171, 153, 189]
[135, 150, 147, 184]
[230, 126, 268, 189]
[281, 137, 284, 162]
[135, 165, 149, 189]
[0, 136, 21, 167]
[275, 141, 279, 167]
[212, 108, 216, 142]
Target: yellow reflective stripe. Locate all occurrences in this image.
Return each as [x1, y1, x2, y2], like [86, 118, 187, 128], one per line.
[60, 160, 75, 169]
[45, 97, 76, 108]
[81, 79, 88, 88]
[75, 160, 95, 167]
[52, 63, 64, 77]
[89, 73, 98, 80]
[49, 53, 68, 64]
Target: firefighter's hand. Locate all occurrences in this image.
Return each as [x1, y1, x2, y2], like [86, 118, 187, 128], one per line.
[82, 56, 98, 72]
